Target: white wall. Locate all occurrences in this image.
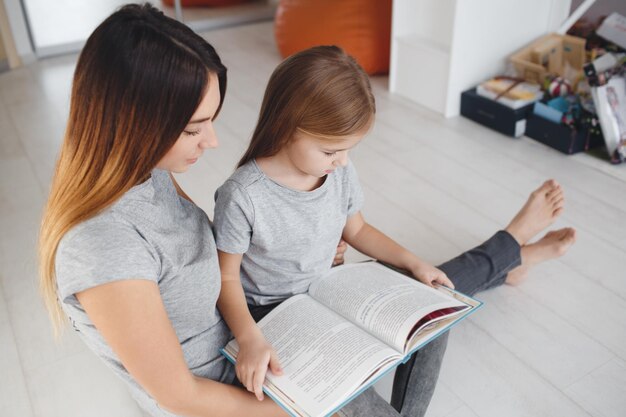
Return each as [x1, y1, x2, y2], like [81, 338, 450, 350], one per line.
[390, 0, 573, 117]
[570, 0, 626, 22]
[444, 0, 571, 116]
[3, 0, 34, 63]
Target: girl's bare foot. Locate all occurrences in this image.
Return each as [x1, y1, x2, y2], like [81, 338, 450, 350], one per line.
[505, 228, 577, 285]
[505, 180, 564, 246]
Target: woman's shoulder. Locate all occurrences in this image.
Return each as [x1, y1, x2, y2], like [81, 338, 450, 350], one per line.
[117, 169, 175, 206]
[56, 210, 160, 305]
[59, 209, 131, 250]
[57, 208, 158, 272]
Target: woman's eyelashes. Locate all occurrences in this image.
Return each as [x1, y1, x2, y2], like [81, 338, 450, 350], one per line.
[183, 129, 201, 136]
[323, 151, 337, 157]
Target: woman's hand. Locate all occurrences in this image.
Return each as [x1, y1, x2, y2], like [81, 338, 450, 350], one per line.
[409, 262, 455, 289]
[236, 330, 283, 401]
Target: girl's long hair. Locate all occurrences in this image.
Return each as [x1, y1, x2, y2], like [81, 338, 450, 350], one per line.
[39, 3, 226, 334]
[237, 45, 375, 168]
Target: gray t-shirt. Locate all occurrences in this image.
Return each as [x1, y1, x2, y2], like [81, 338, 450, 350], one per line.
[56, 169, 235, 417]
[213, 159, 364, 306]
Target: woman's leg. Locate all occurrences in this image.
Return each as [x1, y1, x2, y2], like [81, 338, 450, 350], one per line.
[251, 182, 571, 416]
[439, 230, 521, 296]
[504, 227, 576, 285]
[389, 229, 520, 416]
[340, 228, 519, 417]
[389, 180, 572, 416]
[339, 387, 401, 417]
[389, 332, 449, 416]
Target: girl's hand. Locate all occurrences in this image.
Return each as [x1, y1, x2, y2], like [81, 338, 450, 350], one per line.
[410, 262, 455, 289]
[332, 239, 348, 266]
[236, 332, 283, 401]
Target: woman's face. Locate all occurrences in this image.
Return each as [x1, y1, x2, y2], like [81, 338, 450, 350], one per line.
[157, 73, 221, 173]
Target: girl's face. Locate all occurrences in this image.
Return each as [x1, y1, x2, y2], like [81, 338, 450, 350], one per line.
[283, 129, 364, 178]
[157, 73, 221, 173]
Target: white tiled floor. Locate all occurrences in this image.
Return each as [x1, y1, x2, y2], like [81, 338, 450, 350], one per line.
[0, 285, 34, 417]
[1, 21, 625, 417]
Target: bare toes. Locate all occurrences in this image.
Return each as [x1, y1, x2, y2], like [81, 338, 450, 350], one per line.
[536, 181, 553, 195]
[557, 229, 576, 255]
[535, 181, 559, 202]
[546, 179, 559, 190]
[539, 187, 550, 197]
[548, 183, 562, 194]
[564, 228, 577, 242]
[552, 199, 565, 212]
[549, 227, 570, 239]
[549, 190, 563, 203]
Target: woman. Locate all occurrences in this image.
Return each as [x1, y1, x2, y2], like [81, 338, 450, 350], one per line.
[39, 4, 575, 417]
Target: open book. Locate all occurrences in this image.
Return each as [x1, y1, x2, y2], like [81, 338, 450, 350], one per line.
[221, 262, 482, 417]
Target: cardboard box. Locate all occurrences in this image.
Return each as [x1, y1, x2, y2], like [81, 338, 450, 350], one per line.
[525, 114, 604, 154]
[510, 33, 586, 83]
[460, 88, 534, 137]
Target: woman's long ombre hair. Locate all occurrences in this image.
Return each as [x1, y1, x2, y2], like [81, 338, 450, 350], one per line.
[237, 45, 375, 168]
[39, 3, 226, 333]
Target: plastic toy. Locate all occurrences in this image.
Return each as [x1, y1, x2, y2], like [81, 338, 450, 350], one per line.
[548, 77, 573, 97]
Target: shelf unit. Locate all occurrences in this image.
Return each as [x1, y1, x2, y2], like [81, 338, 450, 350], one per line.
[389, 0, 573, 117]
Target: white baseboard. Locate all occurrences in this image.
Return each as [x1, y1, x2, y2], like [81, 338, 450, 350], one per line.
[19, 51, 36, 64]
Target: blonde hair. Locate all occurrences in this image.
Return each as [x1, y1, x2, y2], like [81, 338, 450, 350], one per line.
[39, 3, 227, 335]
[238, 45, 375, 168]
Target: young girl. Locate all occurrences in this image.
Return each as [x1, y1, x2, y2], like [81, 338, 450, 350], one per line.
[212, 45, 574, 404]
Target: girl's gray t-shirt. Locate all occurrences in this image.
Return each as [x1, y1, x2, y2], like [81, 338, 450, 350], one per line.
[213, 160, 364, 306]
[55, 169, 234, 417]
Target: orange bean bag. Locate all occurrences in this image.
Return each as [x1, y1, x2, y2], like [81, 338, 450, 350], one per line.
[274, 0, 392, 75]
[161, 0, 254, 7]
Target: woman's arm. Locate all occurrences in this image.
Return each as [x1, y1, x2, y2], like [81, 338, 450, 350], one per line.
[342, 212, 454, 288]
[217, 251, 282, 401]
[76, 279, 286, 417]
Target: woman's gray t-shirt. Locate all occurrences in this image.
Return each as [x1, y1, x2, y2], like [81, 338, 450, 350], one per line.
[55, 169, 234, 416]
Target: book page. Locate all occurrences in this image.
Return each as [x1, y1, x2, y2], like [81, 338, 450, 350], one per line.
[399, 285, 483, 352]
[224, 294, 401, 417]
[308, 263, 468, 352]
